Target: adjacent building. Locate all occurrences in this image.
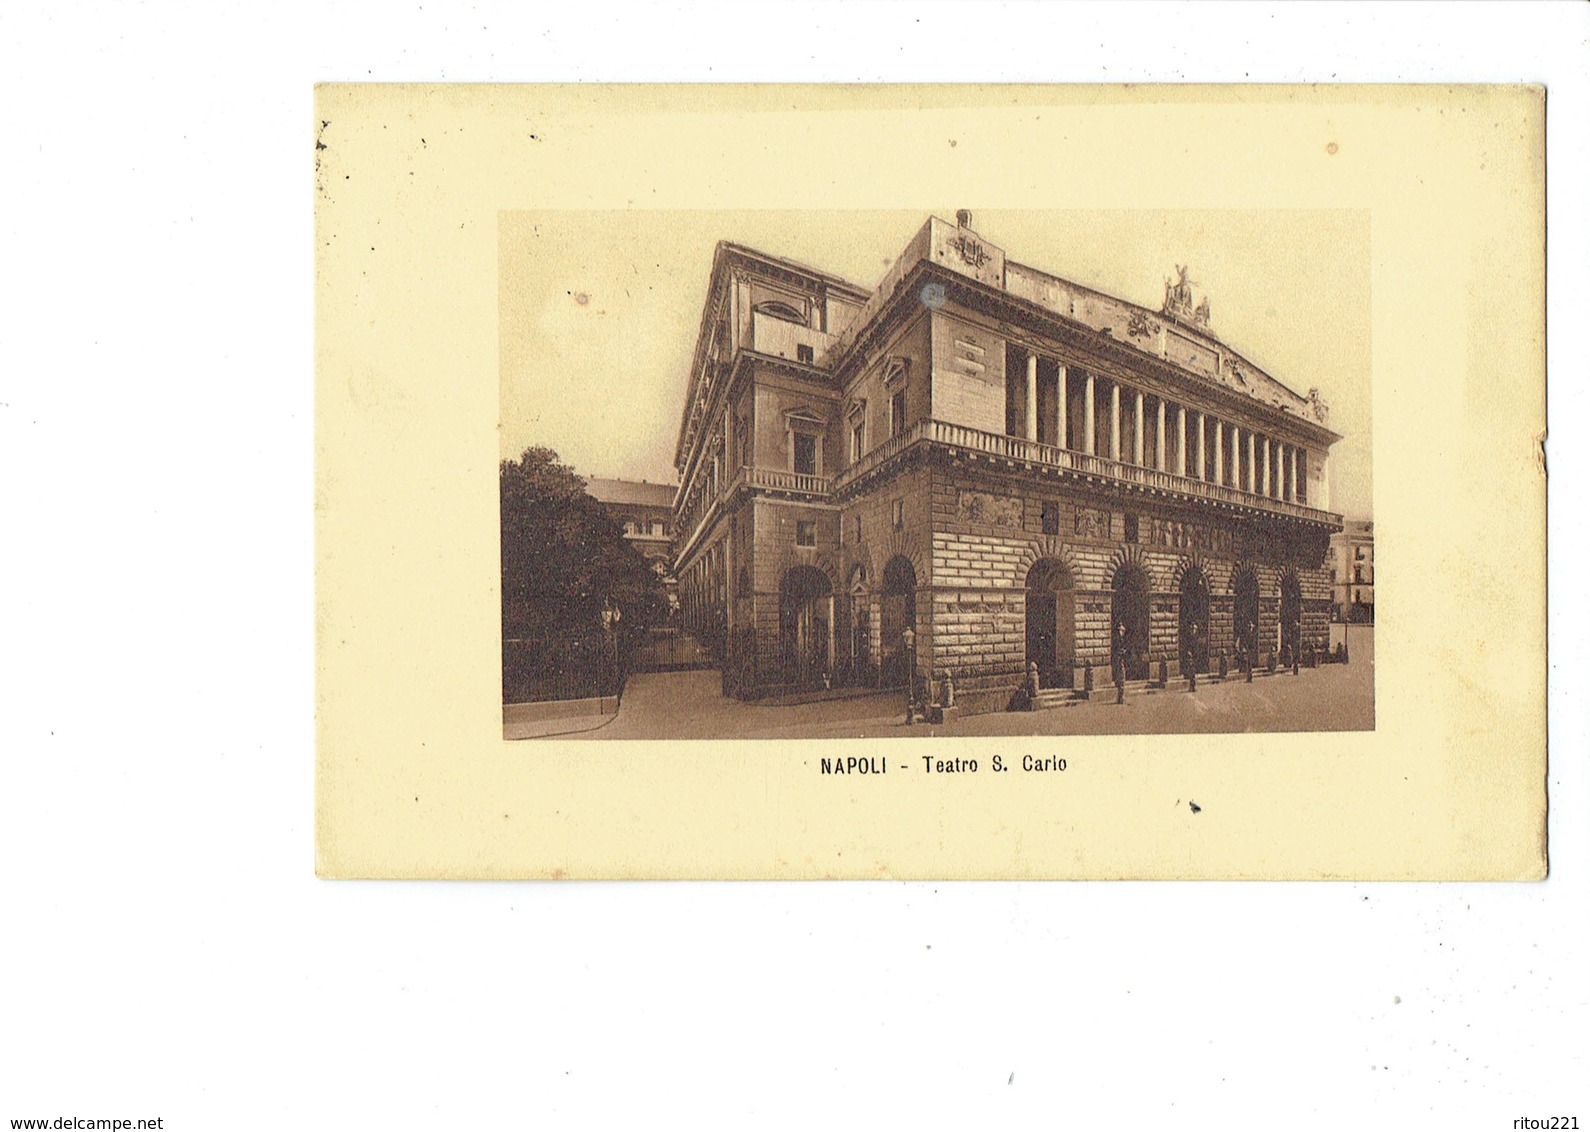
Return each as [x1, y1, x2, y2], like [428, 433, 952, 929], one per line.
[672, 212, 1345, 712]
[1328, 518, 1375, 622]
[584, 476, 680, 616]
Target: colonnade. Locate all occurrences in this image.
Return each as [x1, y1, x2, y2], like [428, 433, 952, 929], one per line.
[1014, 350, 1309, 504]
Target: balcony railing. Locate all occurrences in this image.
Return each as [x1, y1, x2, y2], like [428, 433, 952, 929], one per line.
[741, 466, 833, 496]
[835, 418, 1341, 525]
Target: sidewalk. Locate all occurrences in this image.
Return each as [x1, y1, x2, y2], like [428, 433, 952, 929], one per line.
[508, 631, 1373, 740]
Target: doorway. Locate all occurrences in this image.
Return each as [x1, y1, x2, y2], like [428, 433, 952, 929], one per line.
[1110, 562, 1151, 680]
[1178, 566, 1211, 674]
[779, 566, 832, 687]
[1232, 565, 1260, 667]
[879, 556, 917, 689]
[1025, 559, 1076, 688]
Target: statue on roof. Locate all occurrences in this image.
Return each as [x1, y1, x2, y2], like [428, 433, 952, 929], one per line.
[1308, 387, 1330, 424]
[1162, 264, 1205, 325]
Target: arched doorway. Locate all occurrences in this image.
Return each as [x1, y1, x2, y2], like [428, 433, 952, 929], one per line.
[779, 566, 832, 687]
[1280, 572, 1302, 664]
[1025, 559, 1075, 688]
[1110, 562, 1151, 681]
[1178, 566, 1211, 675]
[879, 555, 917, 690]
[845, 563, 870, 684]
[1232, 565, 1260, 668]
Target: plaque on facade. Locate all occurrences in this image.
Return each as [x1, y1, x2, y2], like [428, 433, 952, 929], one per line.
[1074, 505, 1110, 540]
[957, 489, 1022, 527]
[948, 233, 991, 269]
[1126, 309, 1158, 340]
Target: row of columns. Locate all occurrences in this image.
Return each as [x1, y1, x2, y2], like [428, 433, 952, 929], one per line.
[1016, 351, 1309, 503]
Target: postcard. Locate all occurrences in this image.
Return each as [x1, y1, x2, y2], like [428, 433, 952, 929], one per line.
[316, 84, 1544, 879]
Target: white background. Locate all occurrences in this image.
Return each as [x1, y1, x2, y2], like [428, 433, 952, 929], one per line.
[1, 3, 1585, 1129]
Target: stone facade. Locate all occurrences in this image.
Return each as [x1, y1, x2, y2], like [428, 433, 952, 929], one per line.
[673, 214, 1345, 708]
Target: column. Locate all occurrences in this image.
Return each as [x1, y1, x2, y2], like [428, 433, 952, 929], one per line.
[827, 594, 836, 674]
[1176, 405, 1187, 476]
[1292, 447, 1303, 502]
[1213, 419, 1224, 486]
[1109, 383, 1121, 461]
[1024, 352, 1038, 442]
[1133, 390, 1145, 465]
[1245, 428, 1255, 492]
[1155, 399, 1166, 470]
[1320, 452, 1331, 510]
[1194, 412, 1206, 481]
[1058, 366, 1069, 450]
[1261, 437, 1272, 497]
[1083, 371, 1096, 455]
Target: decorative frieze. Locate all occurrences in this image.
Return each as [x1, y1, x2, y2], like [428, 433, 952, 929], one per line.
[1074, 506, 1110, 540]
[956, 489, 1023, 527]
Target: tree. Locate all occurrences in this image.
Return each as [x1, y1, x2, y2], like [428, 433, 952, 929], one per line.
[500, 446, 666, 640]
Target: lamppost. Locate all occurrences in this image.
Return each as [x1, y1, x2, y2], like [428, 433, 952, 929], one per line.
[901, 625, 917, 724]
[601, 599, 622, 694]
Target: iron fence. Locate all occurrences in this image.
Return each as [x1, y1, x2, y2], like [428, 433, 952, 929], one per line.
[502, 632, 623, 705]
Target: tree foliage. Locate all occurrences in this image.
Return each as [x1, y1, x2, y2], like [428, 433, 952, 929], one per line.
[500, 446, 666, 639]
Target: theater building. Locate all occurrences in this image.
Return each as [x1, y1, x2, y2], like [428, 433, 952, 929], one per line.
[673, 212, 1345, 712]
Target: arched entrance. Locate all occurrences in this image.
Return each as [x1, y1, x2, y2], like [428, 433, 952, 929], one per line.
[1025, 559, 1075, 688]
[1280, 572, 1302, 664]
[846, 563, 870, 683]
[779, 566, 832, 687]
[1110, 562, 1151, 681]
[1232, 565, 1260, 668]
[879, 555, 917, 690]
[1178, 566, 1211, 675]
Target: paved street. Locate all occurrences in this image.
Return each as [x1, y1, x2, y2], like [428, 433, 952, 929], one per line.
[509, 627, 1374, 740]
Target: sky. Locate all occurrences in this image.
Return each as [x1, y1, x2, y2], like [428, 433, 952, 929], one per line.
[500, 209, 1372, 518]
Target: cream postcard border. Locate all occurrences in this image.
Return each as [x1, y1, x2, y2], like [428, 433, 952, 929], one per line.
[315, 85, 1544, 880]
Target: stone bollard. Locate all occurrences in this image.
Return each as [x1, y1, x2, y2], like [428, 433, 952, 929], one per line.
[1083, 661, 1093, 694]
[1158, 659, 1169, 689]
[1188, 663, 1198, 693]
[943, 671, 956, 709]
[1219, 651, 1229, 680]
[1267, 650, 1277, 674]
[1293, 650, 1300, 676]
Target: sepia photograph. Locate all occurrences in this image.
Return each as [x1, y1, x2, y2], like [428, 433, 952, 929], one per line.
[500, 208, 1374, 740]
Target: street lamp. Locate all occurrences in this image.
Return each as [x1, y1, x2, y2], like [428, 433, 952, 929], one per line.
[601, 599, 622, 694]
[901, 625, 917, 724]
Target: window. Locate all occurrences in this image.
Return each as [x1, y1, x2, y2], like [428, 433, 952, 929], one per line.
[797, 343, 814, 364]
[893, 499, 905, 530]
[793, 433, 818, 476]
[796, 520, 816, 547]
[847, 399, 868, 464]
[754, 299, 807, 324]
[853, 514, 862, 543]
[1124, 513, 1139, 544]
[650, 520, 663, 536]
[883, 358, 909, 439]
[1041, 501, 1060, 536]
